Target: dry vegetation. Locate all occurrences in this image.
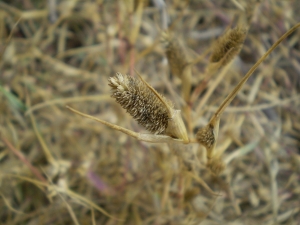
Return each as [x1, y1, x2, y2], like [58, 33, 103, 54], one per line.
[1, 0, 300, 224]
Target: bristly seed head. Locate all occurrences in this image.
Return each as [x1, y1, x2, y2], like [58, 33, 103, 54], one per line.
[210, 26, 247, 66]
[196, 124, 215, 155]
[161, 31, 189, 78]
[196, 125, 215, 147]
[108, 73, 173, 135]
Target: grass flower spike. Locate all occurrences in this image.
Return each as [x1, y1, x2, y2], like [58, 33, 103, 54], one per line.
[108, 72, 172, 134]
[161, 31, 189, 78]
[161, 31, 192, 102]
[210, 26, 247, 67]
[108, 72, 189, 143]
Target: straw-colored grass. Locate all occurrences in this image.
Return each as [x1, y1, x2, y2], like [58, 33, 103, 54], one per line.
[0, 1, 300, 224]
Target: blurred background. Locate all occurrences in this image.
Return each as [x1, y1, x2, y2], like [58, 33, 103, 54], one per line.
[0, 0, 300, 224]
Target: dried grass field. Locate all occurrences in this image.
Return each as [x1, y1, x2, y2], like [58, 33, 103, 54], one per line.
[0, 0, 300, 224]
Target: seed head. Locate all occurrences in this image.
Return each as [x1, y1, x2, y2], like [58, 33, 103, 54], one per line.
[108, 73, 173, 134]
[161, 31, 189, 78]
[196, 124, 216, 155]
[210, 26, 247, 66]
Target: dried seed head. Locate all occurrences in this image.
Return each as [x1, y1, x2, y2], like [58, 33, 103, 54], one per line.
[108, 73, 173, 135]
[161, 31, 189, 78]
[196, 118, 224, 174]
[196, 116, 220, 157]
[196, 124, 216, 156]
[210, 26, 247, 67]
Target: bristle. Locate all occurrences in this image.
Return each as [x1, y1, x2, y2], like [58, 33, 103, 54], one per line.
[161, 31, 189, 78]
[108, 73, 173, 134]
[210, 26, 247, 66]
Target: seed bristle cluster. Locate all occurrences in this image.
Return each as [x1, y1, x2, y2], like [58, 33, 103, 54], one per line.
[161, 31, 189, 78]
[108, 73, 173, 134]
[210, 26, 247, 66]
[196, 124, 215, 154]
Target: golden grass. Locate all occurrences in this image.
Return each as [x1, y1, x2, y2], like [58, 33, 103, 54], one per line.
[0, 0, 300, 224]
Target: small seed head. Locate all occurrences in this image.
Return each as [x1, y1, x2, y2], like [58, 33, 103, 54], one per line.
[196, 124, 215, 148]
[161, 31, 189, 78]
[210, 26, 247, 66]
